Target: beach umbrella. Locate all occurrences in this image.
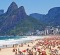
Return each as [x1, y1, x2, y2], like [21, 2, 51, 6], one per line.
[37, 48, 40, 51]
[42, 51, 46, 55]
[22, 50, 26, 52]
[44, 41, 49, 45]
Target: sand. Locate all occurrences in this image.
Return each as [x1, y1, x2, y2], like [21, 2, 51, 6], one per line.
[0, 48, 15, 55]
[0, 35, 60, 55]
[0, 40, 38, 55]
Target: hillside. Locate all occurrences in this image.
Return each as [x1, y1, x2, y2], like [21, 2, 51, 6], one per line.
[0, 2, 45, 35]
[30, 7, 60, 26]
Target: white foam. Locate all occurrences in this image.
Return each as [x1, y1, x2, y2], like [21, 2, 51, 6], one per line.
[0, 36, 45, 48]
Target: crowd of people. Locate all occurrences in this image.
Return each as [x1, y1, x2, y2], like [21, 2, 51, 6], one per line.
[12, 36, 60, 55]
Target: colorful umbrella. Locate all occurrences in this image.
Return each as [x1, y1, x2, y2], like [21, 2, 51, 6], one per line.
[22, 50, 26, 52]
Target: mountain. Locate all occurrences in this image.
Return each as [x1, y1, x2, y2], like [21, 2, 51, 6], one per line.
[30, 13, 45, 21]
[6, 2, 18, 14]
[0, 10, 4, 15]
[46, 7, 60, 26]
[47, 7, 60, 17]
[0, 2, 60, 36]
[30, 7, 60, 26]
[0, 2, 44, 35]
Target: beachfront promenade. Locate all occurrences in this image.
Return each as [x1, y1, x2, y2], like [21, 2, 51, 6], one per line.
[0, 36, 60, 55]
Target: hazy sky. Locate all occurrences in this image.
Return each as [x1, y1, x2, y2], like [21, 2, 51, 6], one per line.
[0, 0, 60, 14]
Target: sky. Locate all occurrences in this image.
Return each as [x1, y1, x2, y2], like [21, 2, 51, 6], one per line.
[0, 0, 60, 15]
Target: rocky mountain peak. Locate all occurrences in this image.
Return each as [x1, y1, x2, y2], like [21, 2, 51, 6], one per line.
[47, 7, 60, 17]
[6, 2, 18, 14]
[16, 6, 27, 18]
[18, 6, 26, 13]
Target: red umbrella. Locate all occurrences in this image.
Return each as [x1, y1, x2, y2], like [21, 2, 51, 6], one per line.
[45, 42, 49, 45]
[22, 50, 26, 52]
[42, 51, 46, 55]
[36, 47, 40, 51]
[37, 48, 40, 51]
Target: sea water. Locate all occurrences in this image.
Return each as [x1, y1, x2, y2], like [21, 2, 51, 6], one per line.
[0, 36, 44, 48]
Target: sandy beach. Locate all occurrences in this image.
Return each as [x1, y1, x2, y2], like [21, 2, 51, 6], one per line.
[0, 40, 38, 55]
[0, 35, 60, 55]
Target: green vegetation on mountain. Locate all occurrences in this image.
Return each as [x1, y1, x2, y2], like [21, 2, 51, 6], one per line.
[0, 2, 60, 36]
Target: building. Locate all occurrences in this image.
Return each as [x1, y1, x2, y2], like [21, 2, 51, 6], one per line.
[44, 26, 51, 35]
[44, 26, 59, 35]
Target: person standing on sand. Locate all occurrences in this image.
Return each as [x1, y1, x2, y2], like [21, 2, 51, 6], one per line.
[57, 47, 60, 55]
[18, 48, 20, 52]
[13, 48, 15, 52]
[18, 51, 23, 55]
[15, 51, 17, 55]
[0, 48, 1, 51]
[28, 44, 30, 47]
[28, 50, 33, 55]
[36, 50, 42, 55]
[45, 48, 51, 55]
[33, 48, 36, 55]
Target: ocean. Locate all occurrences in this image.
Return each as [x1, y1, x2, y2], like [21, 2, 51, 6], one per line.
[0, 36, 44, 48]
[0, 36, 25, 40]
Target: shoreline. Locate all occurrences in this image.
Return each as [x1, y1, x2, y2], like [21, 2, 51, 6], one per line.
[0, 35, 60, 55]
[0, 36, 43, 48]
[0, 35, 60, 48]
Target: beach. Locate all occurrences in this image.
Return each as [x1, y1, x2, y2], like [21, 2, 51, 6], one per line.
[0, 37, 39, 55]
[0, 41, 37, 55]
[0, 35, 60, 55]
